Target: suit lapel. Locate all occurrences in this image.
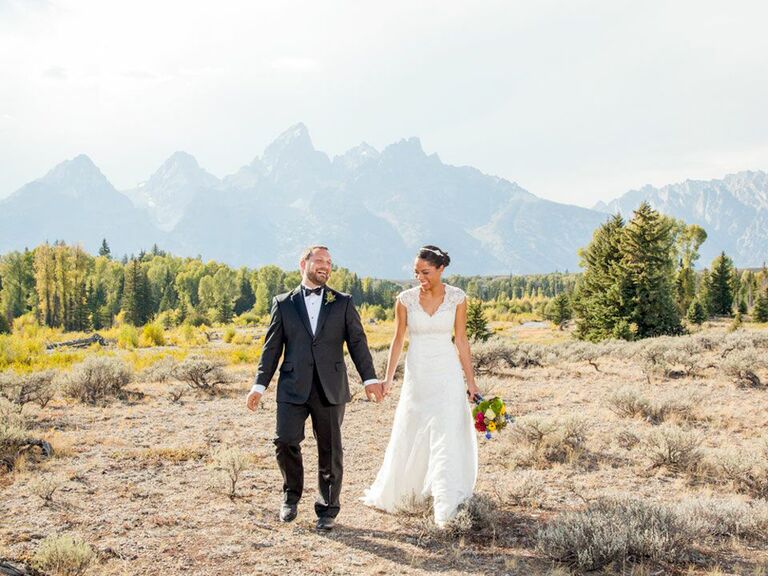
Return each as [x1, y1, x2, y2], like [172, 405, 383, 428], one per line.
[290, 286, 313, 338]
[314, 287, 335, 341]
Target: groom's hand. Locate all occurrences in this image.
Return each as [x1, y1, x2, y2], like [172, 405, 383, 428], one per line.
[364, 382, 384, 403]
[246, 390, 263, 411]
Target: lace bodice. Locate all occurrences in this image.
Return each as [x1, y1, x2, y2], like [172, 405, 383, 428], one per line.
[397, 284, 467, 338]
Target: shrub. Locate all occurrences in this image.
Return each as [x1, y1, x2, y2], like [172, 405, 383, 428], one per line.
[231, 331, 254, 345]
[211, 446, 249, 497]
[711, 446, 768, 499]
[644, 424, 703, 472]
[140, 322, 166, 347]
[677, 497, 768, 541]
[30, 475, 61, 504]
[63, 356, 133, 404]
[506, 470, 545, 507]
[471, 339, 513, 375]
[443, 493, 500, 537]
[137, 355, 178, 383]
[722, 349, 764, 388]
[32, 534, 95, 576]
[168, 385, 186, 403]
[537, 497, 697, 571]
[223, 326, 236, 343]
[117, 324, 139, 349]
[616, 428, 641, 451]
[174, 355, 229, 396]
[609, 386, 701, 424]
[0, 369, 57, 408]
[1, 397, 28, 468]
[513, 415, 589, 467]
[607, 387, 647, 418]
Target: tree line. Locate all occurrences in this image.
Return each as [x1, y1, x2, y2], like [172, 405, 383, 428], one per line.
[2, 209, 765, 339]
[571, 202, 768, 341]
[0, 241, 403, 333]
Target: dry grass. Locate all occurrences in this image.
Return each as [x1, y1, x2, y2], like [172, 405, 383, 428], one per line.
[1, 322, 768, 574]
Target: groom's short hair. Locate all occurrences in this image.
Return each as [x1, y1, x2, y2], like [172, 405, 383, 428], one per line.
[301, 245, 329, 261]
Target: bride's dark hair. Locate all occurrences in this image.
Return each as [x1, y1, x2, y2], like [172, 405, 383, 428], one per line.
[417, 245, 450, 268]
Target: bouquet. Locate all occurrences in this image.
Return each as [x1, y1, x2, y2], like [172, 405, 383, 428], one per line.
[472, 395, 512, 439]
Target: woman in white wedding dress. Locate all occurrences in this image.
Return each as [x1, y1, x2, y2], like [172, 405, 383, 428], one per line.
[361, 245, 479, 527]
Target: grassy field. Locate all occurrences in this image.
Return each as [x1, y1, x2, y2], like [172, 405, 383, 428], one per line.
[2, 319, 768, 575]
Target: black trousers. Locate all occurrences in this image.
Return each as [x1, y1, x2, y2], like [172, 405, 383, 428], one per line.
[274, 371, 345, 518]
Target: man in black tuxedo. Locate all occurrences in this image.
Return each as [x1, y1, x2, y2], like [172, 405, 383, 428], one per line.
[246, 246, 384, 530]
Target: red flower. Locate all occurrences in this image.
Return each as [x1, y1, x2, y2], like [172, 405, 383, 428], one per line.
[475, 421, 486, 432]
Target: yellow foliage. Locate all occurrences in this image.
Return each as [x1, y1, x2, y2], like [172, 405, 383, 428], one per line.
[117, 325, 139, 349]
[139, 323, 166, 347]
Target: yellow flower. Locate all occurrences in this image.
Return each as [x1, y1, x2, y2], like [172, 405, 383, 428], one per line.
[487, 421, 497, 432]
[500, 405, 506, 415]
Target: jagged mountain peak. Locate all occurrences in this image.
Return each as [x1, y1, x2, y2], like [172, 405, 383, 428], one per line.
[44, 153, 103, 181]
[144, 151, 217, 188]
[333, 142, 380, 173]
[29, 153, 114, 200]
[262, 123, 315, 165]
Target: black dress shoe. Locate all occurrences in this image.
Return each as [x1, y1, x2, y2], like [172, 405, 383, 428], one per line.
[280, 503, 298, 523]
[315, 516, 336, 531]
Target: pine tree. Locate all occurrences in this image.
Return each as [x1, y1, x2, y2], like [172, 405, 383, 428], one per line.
[708, 251, 735, 316]
[686, 298, 706, 325]
[753, 290, 768, 323]
[233, 267, 255, 316]
[98, 238, 111, 259]
[466, 298, 491, 342]
[621, 203, 681, 338]
[122, 259, 151, 325]
[545, 293, 572, 327]
[573, 214, 632, 341]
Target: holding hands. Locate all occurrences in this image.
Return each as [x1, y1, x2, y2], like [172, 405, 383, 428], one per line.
[365, 381, 386, 403]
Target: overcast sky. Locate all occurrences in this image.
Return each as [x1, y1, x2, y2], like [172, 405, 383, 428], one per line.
[1, 0, 767, 208]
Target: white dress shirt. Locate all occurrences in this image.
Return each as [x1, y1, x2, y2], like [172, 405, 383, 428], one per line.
[249, 285, 378, 395]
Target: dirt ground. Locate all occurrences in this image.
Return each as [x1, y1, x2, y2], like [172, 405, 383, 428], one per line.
[2, 327, 768, 575]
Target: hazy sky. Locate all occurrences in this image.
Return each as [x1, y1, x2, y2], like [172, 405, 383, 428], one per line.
[1, 0, 767, 208]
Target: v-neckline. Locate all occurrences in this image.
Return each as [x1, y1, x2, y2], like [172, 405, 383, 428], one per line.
[418, 286, 446, 318]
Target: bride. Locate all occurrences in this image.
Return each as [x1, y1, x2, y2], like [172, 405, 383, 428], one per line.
[361, 245, 479, 527]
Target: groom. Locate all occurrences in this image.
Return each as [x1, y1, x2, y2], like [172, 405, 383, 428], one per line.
[246, 246, 384, 530]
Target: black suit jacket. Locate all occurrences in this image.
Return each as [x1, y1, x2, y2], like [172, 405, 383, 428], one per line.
[254, 286, 377, 404]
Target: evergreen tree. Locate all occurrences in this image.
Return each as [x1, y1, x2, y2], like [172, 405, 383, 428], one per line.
[545, 293, 572, 327]
[753, 289, 768, 323]
[466, 298, 491, 342]
[686, 298, 706, 325]
[233, 267, 256, 316]
[98, 238, 111, 259]
[122, 259, 151, 325]
[572, 214, 631, 341]
[621, 202, 681, 338]
[708, 251, 735, 316]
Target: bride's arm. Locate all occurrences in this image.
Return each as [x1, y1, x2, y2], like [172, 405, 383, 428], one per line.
[383, 300, 408, 395]
[454, 300, 480, 401]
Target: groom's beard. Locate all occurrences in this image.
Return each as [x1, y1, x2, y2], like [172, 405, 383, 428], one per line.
[306, 269, 329, 287]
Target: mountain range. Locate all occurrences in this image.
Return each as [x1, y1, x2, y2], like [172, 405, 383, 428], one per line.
[1, 123, 766, 277]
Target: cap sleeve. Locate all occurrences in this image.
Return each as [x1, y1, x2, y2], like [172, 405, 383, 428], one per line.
[446, 285, 467, 307]
[396, 287, 419, 311]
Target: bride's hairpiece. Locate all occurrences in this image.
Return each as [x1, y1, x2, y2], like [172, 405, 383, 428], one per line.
[423, 247, 444, 256]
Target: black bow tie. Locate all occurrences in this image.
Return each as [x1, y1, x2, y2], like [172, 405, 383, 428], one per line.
[303, 286, 323, 297]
